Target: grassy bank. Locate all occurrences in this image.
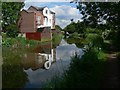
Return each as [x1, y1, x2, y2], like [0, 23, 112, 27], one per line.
[45, 48, 107, 88]
[2, 37, 41, 47]
[2, 32, 63, 48]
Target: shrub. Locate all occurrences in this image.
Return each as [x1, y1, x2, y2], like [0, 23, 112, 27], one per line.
[85, 33, 104, 49]
[45, 48, 107, 88]
[85, 28, 100, 34]
[70, 32, 80, 38]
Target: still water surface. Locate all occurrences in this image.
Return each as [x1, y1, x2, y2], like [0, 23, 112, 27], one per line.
[2, 39, 83, 88]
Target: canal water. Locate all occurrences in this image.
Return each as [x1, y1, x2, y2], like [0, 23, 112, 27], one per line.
[2, 39, 84, 88]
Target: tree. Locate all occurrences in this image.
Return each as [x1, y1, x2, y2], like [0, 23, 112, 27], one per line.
[64, 22, 76, 34]
[73, 1, 120, 50]
[2, 2, 25, 37]
[55, 25, 62, 31]
[76, 2, 120, 29]
[63, 21, 86, 34]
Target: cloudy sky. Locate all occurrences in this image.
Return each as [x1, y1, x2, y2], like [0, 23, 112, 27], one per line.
[24, 0, 83, 29]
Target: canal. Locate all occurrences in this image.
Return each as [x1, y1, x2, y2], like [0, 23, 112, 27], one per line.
[2, 39, 84, 88]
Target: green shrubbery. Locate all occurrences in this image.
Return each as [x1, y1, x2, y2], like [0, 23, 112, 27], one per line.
[45, 27, 107, 88]
[85, 33, 104, 49]
[45, 48, 107, 88]
[6, 25, 19, 38]
[52, 33, 63, 43]
[2, 36, 40, 47]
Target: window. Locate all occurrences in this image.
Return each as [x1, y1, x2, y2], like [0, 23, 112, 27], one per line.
[49, 19, 51, 24]
[46, 10, 48, 14]
[36, 16, 41, 24]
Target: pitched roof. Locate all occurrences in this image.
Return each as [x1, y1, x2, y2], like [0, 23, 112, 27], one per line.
[28, 6, 55, 14]
[22, 9, 34, 13]
[33, 6, 46, 11]
[50, 10, 55, 14]
[29, 6, 46, 11]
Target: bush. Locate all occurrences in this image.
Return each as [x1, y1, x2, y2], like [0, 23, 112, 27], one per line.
[45, 48, 107, 88]
[85, 28, 100, 34]
[70, 32, 80, 38]
[2, 36, 40, 47]
[85, 33, 104, 49]
[52, 33, 62, 43]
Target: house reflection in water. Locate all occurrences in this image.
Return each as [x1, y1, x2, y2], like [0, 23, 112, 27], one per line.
[22, 41, 56, 70]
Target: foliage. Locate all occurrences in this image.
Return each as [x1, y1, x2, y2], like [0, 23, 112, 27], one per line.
[64, 22, 76, 34]
[65, 36, 85, 48]
[85, 33, 104, 49]
[2, 36, 40, 47]
[64, 21, 85, 34]
[55, 25, 62, 31]
[45, 48, 107, 88]
[76, 2, 120, 50]
[52, 33, 63, 43]
[6, 24, 19, 38]
[2, 2, 24, 37]
[77, 2, 120, 28]
[85, 28, 101, 34]
[70, 32, 79, 38]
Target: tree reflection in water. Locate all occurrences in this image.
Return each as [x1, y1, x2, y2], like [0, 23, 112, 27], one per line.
[21, 41, 56, 70]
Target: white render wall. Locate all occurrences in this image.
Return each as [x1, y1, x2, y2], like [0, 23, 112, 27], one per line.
[43, 7, 54, 29]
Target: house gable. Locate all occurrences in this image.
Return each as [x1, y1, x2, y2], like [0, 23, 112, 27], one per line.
[19, 10, 35, 33]
[28, 6, 38, 11]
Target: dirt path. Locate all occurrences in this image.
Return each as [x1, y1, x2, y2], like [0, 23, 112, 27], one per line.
[101, 53, 120, 88]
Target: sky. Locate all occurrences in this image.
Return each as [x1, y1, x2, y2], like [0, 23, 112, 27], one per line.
[24, 0, 83, 29]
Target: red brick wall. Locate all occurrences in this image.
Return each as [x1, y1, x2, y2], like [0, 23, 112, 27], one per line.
[26, 32, 41, 40]
[19, 11, 35, 33]
[35, 11, 44, 27]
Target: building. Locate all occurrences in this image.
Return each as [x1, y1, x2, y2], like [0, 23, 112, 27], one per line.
[18, 6, 55, 41]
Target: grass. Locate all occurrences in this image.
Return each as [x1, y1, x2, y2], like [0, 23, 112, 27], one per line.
[2, 36, 41, 47]
[2, 32, 63, 48]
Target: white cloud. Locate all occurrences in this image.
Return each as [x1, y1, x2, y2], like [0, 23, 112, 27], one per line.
[50, 5, 82, 28]
[24, 2, 83, 29]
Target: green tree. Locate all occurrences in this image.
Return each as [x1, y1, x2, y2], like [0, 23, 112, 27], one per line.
[64, 21, 85, 34]
[74, 1, 120, 50]
[64, 22, 77, 34]
[55, 25, 62, 31]
[2, 2, 24, 37]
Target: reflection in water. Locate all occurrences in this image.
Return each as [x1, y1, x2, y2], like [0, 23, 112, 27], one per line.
[57, 39, 84, 60]
[22, 53, 46, 71]
[22, 41, 56, 70]
[2, 47, 28, 88]
[22, 39, 83, 88]
[2, 39, 84, 88]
